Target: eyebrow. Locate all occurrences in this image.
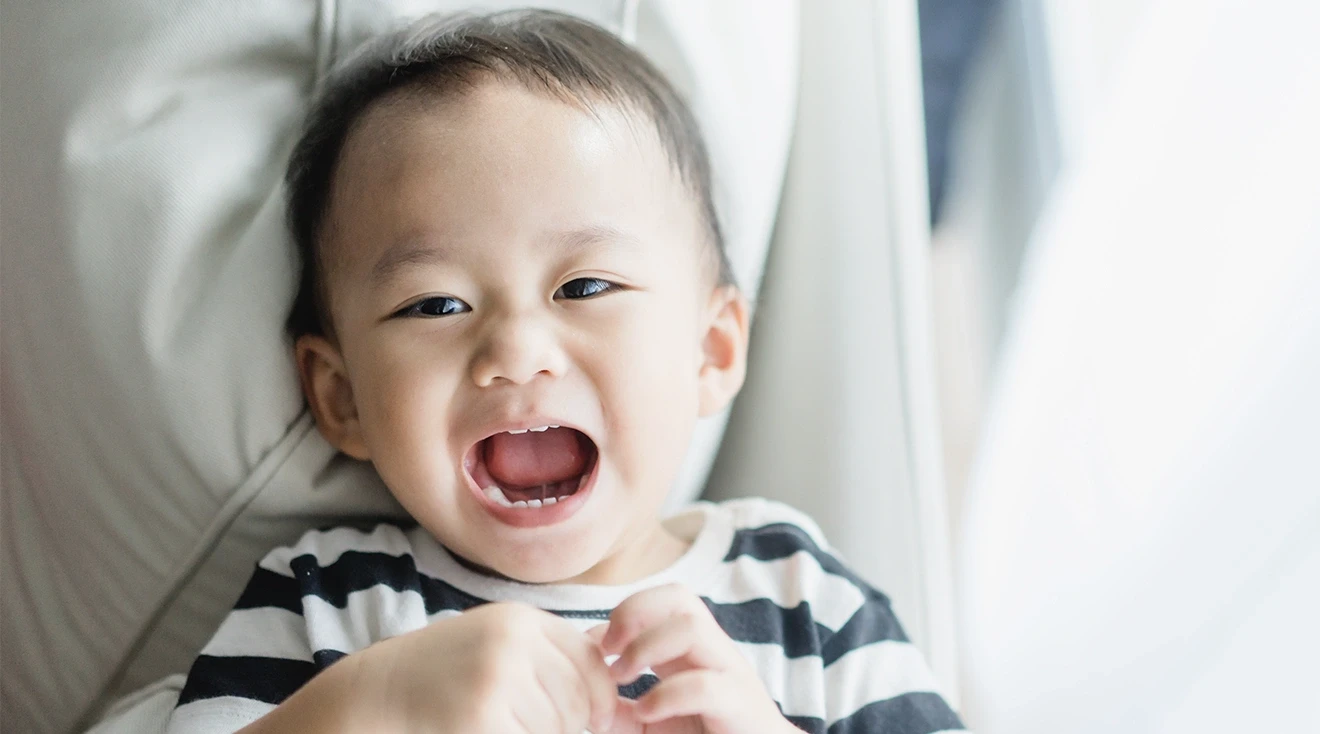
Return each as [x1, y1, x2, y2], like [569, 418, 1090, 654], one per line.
[368, 225, 639, 287]
[549, 224, 640, 253]
[369, 238, 452, 287]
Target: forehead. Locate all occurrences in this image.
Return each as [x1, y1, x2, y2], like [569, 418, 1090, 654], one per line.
[320, 80, 701, 283]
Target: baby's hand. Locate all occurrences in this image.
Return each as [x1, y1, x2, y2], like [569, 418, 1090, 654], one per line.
[238, 602, 617, 734]
[414, 602, 621, 733]
[593, 584, 799, 734]
[351, 602, 618, 734]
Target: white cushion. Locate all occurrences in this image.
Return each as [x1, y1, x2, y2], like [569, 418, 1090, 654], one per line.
[0, 2, 794, 732]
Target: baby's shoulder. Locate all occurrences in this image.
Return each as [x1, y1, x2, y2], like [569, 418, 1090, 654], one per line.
[699, 498, 898, 644]
[707, 496, 831, 556]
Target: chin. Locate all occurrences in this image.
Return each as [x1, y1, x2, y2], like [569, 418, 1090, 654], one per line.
[491, 542, 606, 585]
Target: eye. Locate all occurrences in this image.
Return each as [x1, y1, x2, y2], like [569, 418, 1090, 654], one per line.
[555, 277, 615, 300]
[396, 296, 470, 318]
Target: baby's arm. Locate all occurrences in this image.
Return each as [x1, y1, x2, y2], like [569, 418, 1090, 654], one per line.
[716, 501, 967, 733]
[817, 583, 966, 733]
[165, 559, 329, 732]
[166, 531, 617, 734]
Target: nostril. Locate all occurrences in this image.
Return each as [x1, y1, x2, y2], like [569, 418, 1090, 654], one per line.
[473, 362, 559, 388]
[469, 322, 567, 386]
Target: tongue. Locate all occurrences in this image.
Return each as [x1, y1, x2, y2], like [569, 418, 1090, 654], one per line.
[484, 428, 587, 489]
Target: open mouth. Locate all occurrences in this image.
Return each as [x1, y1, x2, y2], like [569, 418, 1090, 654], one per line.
[464, 425, 598, 511]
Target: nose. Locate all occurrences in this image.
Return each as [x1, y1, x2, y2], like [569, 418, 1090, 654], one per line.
[469, 311, 569, 387]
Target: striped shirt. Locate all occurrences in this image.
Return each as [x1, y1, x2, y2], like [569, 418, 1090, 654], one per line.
[168, 498, 966, 733]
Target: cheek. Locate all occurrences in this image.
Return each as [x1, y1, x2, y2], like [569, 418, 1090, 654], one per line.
[350, 335, 463, 450]
[587, 299, 703, 457]
[348, 336, 471, 516]
[605, 299, 699, 381]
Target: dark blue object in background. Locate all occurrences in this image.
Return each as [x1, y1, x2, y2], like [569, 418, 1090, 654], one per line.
[919, 0, 999, 225]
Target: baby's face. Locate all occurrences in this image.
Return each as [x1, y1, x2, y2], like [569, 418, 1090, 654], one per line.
[300, 81, 746, 584]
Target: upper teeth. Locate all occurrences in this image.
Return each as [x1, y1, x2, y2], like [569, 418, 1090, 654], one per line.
[506, 425, 559, 435]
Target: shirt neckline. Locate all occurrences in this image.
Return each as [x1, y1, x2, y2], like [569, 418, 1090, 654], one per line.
[408, 501, 733, 612]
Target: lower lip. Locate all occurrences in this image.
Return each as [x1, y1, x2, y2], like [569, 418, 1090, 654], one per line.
[466, 457, 599, 529]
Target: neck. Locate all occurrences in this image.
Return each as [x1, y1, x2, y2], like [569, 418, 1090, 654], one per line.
[452, 521, 691, 586]
[567, 521, 691, 585]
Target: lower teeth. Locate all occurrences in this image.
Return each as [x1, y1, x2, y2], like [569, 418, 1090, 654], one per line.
[483, 485, 571, 509]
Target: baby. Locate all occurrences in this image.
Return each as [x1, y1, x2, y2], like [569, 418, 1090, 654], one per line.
[167, 10, 966, 734]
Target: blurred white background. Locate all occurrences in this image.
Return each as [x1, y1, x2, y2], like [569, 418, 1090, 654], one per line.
[922, 0, 1320, 730]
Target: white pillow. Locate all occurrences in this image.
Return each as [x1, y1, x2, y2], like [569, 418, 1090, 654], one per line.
[0, 2, 795, 732]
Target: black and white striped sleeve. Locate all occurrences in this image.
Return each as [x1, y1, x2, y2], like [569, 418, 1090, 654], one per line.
[714, 501, 967, 734]
[813, 578, 966, 734]
[166, 547, 322, 732]
[164, 525, 438, 734]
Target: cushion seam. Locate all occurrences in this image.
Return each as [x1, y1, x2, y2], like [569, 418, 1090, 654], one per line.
[76, 412, 320, 733]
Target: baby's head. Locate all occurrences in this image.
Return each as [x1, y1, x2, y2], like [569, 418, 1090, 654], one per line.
[285, 10, 749, 584]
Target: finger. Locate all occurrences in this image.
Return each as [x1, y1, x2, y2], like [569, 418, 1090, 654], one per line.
[511, 705, 550, 734]
[611, 614, 707, 683]
[602, 584, 707, 655]
[634, 670, 730, 724]
[599, 697, 655, 734]
[542, 618, 618, 733]
[597, 697, 646, 734]
[512, 666, 565, 734]
[534, 654, 587, 734]
[586, 623, 609, 647]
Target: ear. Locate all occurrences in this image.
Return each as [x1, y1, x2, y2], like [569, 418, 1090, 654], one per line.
[295, 334, 371, 460]
[697, 285, 751, 417]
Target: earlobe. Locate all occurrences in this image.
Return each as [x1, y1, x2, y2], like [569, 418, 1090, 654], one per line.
[295, 335, 371, 460]
[697, 285, 751, 417]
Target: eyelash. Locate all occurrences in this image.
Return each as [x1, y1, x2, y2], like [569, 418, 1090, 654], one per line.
[394, 278, 619, 319]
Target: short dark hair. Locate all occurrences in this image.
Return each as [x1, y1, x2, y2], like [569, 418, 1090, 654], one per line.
[284, 8, 730, 339]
